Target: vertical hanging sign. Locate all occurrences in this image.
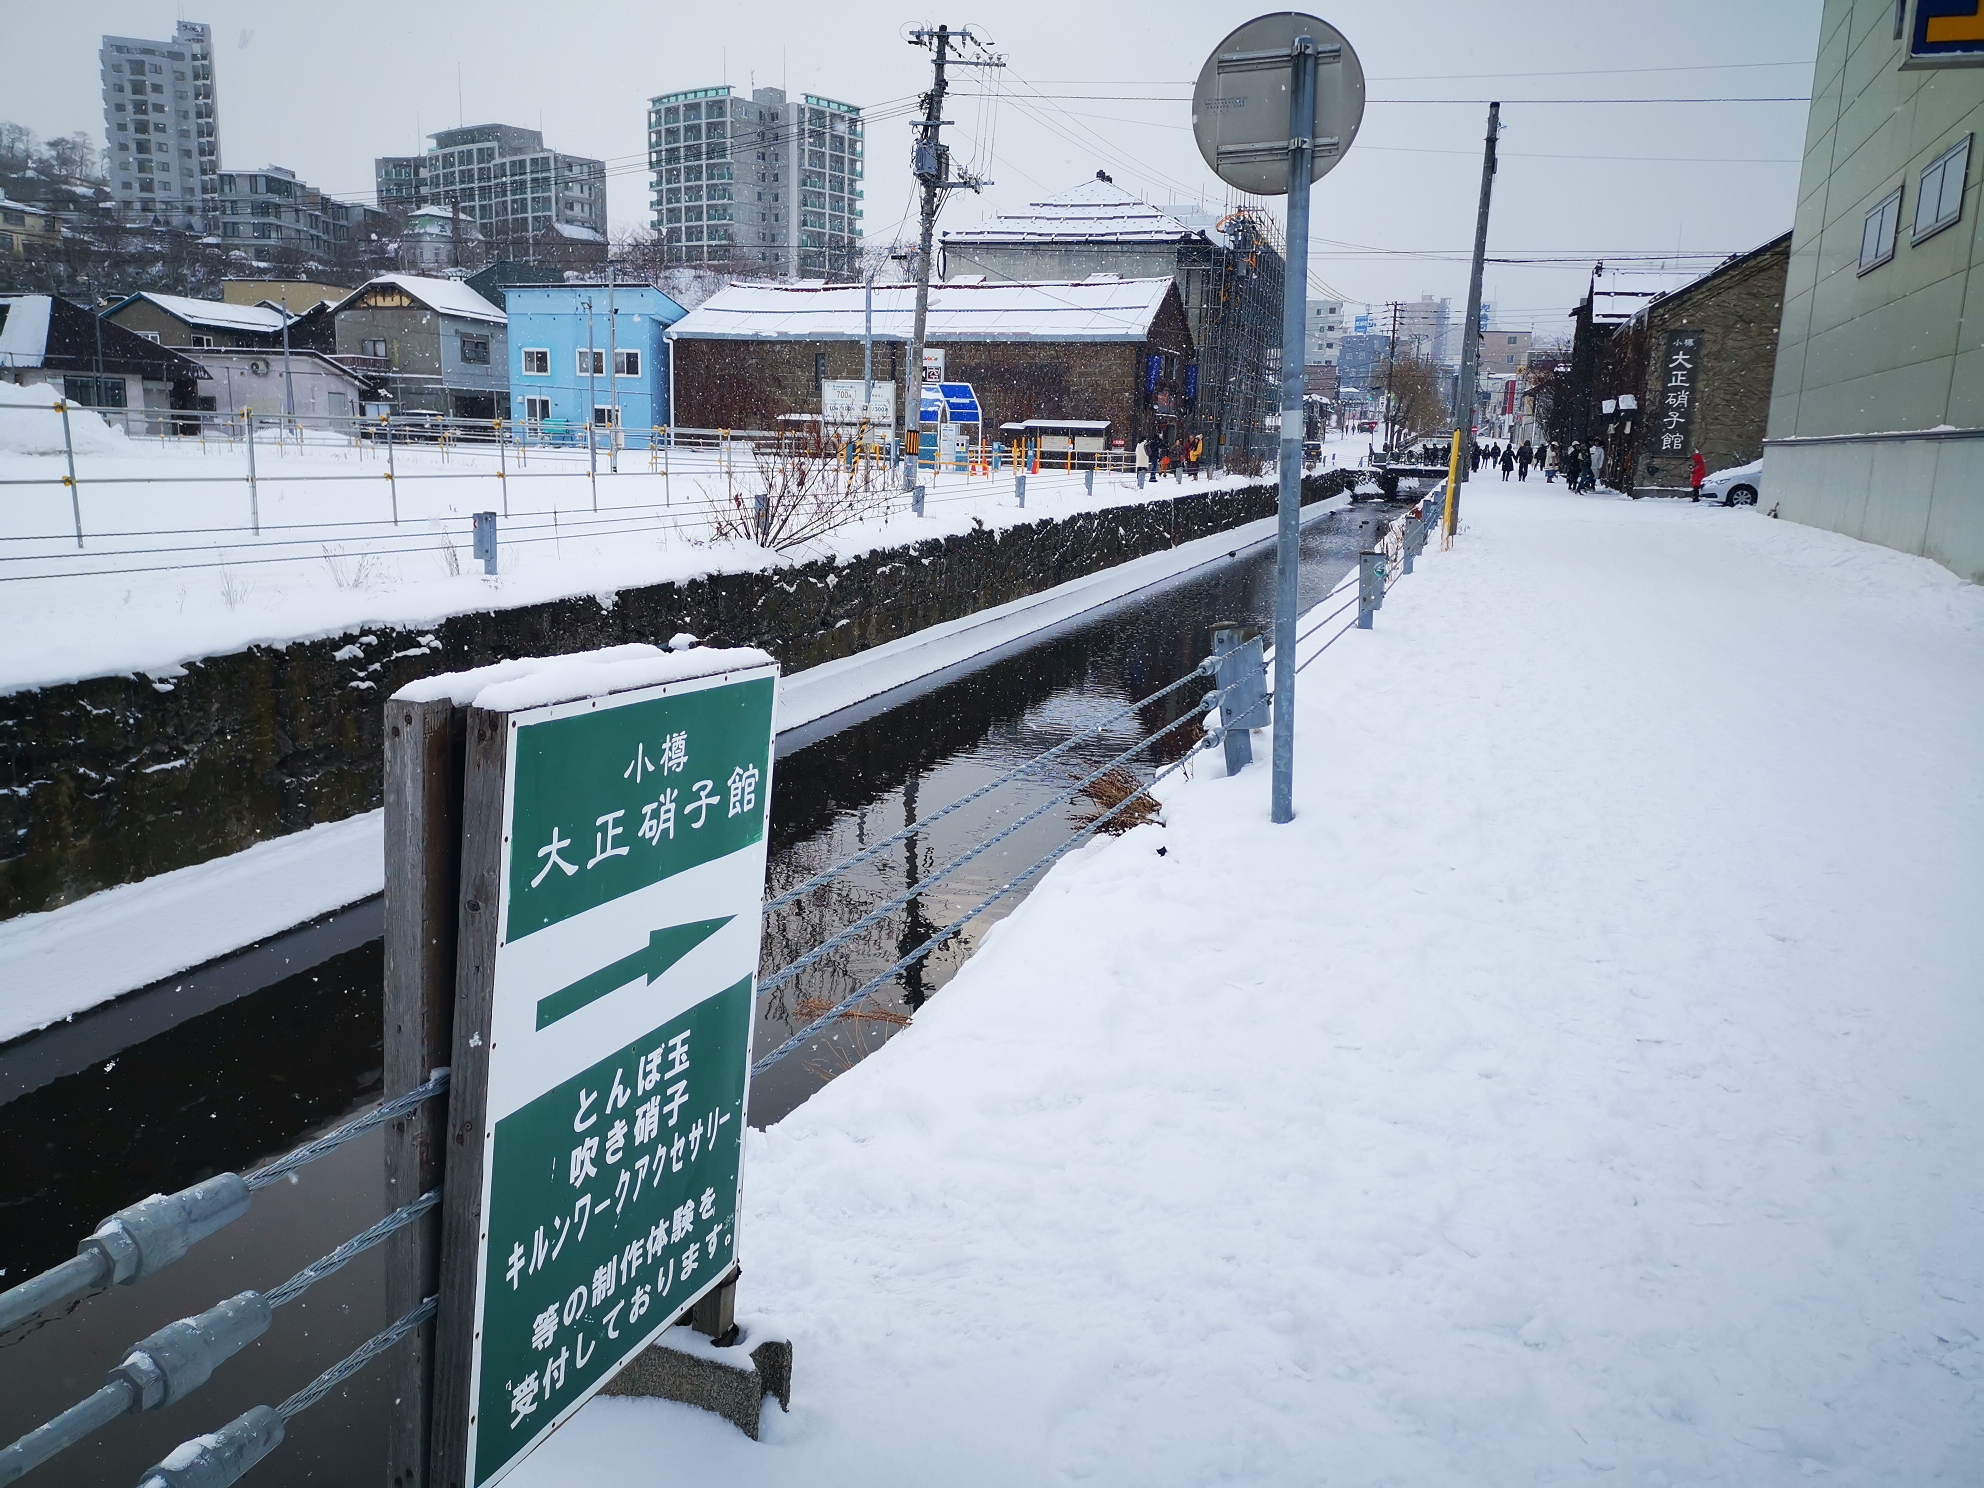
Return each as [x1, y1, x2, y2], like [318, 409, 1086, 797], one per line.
[456, 653, 777, 1487]
[1655, 328, 1702, 456]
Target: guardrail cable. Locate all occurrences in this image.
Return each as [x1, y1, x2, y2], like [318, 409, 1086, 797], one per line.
[766, 661, 1215, 913]
[758, 673, 1245, 1000]
[244, 1070, 450, 1190]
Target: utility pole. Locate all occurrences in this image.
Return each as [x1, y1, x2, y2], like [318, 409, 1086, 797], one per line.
[1382, 300, 1399, 451]
[1448, 101, 1499, 539]
[901, 25, 1002, 491]
[279, 288, 296, 437]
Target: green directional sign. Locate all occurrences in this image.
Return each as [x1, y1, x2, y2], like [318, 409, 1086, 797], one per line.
[462, 657, 777, 1488]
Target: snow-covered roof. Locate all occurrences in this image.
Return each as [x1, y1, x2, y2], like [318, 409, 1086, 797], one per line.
[332, 275, 506, 325]
[549, 222, 606, 243]
[0, 295, 53, 367]
[945, 178, 1206, 246]
[669, 277, 1178, 343]
[112, 292, 288, 334]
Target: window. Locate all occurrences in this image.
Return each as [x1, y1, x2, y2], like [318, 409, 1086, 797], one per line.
[577, 348, 605, 377]
[592, 405, 619, 426]
[613, 349, 641, 377]
[459, 334, 490, 365]
[360, 338, 387, 359]
[521, 347, 549, 375]
[189, 333, 214, 348]
[523, 395, 552, 422]
[1914, 136, 1970, 242]
[1860, 187, 1902, 272]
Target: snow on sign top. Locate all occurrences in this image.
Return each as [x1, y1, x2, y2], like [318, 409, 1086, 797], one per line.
[330, 274, 507, 325]
[670, 277, 1176, 344]
[393, 642, 775, 711]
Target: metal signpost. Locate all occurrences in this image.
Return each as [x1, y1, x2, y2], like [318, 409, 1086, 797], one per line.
[427, 655, 778, 1487]
[1193, 12, 1364, 824]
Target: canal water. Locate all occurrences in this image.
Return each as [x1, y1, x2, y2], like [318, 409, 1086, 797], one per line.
[0, 502, 1394, 1484]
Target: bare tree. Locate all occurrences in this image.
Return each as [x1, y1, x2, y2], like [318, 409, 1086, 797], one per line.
[712, 422, 893, 551]
[1378, 346, 1448, 450]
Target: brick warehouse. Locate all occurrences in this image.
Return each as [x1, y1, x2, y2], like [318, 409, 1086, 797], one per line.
[1575, 233, 1792, 496]
[664, 277, 1195, 448]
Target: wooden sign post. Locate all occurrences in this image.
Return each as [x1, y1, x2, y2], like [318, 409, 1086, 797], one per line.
[387, 646, 778, 1488]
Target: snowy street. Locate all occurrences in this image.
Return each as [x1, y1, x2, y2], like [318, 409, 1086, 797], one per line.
[512, 482, 1984, 1485]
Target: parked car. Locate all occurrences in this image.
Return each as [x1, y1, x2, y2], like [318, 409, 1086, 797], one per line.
[1700, 459, 1762, 506]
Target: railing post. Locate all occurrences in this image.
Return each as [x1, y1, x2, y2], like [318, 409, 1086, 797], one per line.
[56, 398, 82, 548]
[495, 418, 510, 517]
[386, 414, 399, 524]
[912, 483, 926, 517]
[1211, 623, 1268, 778]
[1014, 473, 1025, 509]
[245, 409, 260, 535]
[1357, 550, 1384, 629]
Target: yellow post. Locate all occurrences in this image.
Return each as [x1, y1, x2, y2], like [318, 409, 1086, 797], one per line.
[1442, 426, 1462, 549]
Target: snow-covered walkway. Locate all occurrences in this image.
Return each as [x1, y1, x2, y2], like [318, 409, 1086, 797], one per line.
[520, 484, 1984, 1485]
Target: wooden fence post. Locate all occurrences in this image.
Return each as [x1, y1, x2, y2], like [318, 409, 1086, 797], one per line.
[426, 706, 509, 1488]
[384, 697, 466, 1488]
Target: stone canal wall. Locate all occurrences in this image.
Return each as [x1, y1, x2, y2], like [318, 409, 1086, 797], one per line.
[0, 473, 1362, 919]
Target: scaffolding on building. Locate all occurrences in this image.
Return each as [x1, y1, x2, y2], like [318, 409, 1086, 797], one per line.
[1178, 205, 1285, 463]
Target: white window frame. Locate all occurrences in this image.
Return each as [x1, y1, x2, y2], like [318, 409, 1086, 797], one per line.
[576, 348, 605, 377]
[1860, 186, 1902, 273]
[520, 347, 549, 376]
[523, 395, 552, 423]
[1913, 135, 1970, 244]
[613, 348, 641, 378]
[591, 404, 619, 427]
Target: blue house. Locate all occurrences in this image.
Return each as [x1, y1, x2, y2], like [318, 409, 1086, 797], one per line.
[505, 282, 687, 447]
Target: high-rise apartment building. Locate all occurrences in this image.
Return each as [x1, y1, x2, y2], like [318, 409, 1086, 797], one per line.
[1305, 298, 1343, 365]
[1396, 294, 1453, 366]
[215, 165, 387, 258]
[647, 85, 864, 277]
[373, 125, 607, 258]
[99, 20, 220, 231]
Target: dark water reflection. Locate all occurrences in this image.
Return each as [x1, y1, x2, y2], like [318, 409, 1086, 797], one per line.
[0, 503, 1390, 1484]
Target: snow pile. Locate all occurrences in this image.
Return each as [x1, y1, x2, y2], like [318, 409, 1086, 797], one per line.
[512, 487, 1983, 1485]
[0, 380, 129, 456]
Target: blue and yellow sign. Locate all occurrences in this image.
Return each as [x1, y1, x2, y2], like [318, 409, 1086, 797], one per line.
[1908, 0, 1984, 66]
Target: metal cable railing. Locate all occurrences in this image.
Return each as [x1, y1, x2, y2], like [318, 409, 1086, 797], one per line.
[0, 1189, 440, 1484]
[0, 1071, 449, 1336]
[766, 661, 1216, 913]
[754, 493, 1446, 1071]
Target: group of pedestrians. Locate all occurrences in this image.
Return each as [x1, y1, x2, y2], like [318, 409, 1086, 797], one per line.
[1133, 432, 1207, 487]
[1464, 438, 1607, 492]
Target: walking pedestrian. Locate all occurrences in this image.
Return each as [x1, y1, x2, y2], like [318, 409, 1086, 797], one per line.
[1469, 442, 1482, 473]
[1690, 450, 1707, 502]
[1516, 439, 1533, 480]
[1135, 437, 1150, 489]
[1499, 445, 1516, 480]
[1188, 433, 1204, 479]
[1589, 443, 1606, 490]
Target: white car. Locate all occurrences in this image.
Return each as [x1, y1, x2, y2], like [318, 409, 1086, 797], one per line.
[1699, 459, 1762, 506]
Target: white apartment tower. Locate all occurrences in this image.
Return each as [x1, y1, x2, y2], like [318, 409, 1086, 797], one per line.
[1305, 298, 1343, 366]
[648, 85, 865, 277]
[100, 20, 219, 232]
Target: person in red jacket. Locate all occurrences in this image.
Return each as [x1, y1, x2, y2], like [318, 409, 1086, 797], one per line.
[1690, 450, 1707, 502]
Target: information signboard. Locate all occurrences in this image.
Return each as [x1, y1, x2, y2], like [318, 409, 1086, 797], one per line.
[1906, 0, 1984, 67]
[821, 378, 896, 428]
[460, 659, 777, 1487]
[1654, 329, 1703, 456]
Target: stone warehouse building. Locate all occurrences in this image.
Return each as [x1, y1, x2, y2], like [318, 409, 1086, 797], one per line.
[1629, 232, 1792, 496]
[664, 277, 1194, 445]
[941, 177, 1281, 458]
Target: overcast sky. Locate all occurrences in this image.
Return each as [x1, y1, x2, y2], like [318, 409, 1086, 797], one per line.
[10, 1, 1823, 336]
